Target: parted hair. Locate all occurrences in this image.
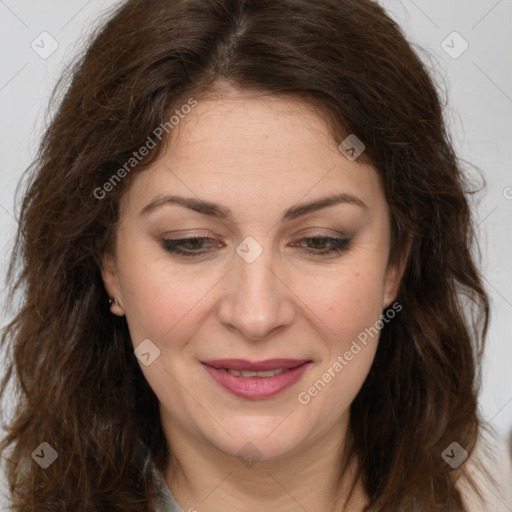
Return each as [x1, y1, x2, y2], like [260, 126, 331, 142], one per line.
[1, 0, 493, 510]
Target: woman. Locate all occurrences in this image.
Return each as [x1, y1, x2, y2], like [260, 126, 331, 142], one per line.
[0, 0, 508, 510]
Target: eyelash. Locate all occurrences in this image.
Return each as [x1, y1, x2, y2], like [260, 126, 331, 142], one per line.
[161, 236, 351, 258]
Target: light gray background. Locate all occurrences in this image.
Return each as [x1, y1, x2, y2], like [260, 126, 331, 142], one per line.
[0, 0, 511, 505]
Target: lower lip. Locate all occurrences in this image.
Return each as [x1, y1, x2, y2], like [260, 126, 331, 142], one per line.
[202, 362, 312, 400]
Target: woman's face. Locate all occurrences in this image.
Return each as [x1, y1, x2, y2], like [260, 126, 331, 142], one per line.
[102, 89, 403, 462]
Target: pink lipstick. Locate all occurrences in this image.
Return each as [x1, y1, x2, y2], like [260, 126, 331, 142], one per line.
[201, 358, 312, 399]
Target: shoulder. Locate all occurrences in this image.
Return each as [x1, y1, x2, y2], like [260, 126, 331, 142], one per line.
[456, 432, 512, 512]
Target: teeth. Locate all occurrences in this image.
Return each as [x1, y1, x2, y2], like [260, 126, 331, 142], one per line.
[224, 368, 287, 378]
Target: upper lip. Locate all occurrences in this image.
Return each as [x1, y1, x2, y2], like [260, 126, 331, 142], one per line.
[201, 359, 311, 371]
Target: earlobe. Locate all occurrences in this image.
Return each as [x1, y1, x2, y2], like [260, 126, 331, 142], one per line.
[383, 237, 412, 309]
[101, 253, 125, 316]
[383, 264, 401, 309]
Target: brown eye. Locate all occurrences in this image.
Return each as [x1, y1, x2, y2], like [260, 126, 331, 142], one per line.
[161, 237, 220, 257]
[291, 236, 351, 256]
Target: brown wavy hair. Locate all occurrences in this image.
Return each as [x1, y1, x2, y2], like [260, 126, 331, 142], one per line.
[0, 0, 494, 510]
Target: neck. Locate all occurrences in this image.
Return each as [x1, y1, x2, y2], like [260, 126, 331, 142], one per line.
[161, 411, 368, 512]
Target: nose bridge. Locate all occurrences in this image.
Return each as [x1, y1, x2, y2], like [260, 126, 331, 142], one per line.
[218, 236, 293, 340]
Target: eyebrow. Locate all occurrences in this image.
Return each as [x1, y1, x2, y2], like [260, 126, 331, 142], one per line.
[140, 192, 368, 222]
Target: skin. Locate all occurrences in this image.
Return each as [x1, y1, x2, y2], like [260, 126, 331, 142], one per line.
[102, 86, 407, 512]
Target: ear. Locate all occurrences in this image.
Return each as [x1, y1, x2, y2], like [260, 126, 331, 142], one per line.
[382, 237, 412, 309]
[101, 252, 125, 316]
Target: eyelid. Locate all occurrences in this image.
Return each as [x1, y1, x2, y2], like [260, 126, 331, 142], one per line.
[161, 228, 217, 238]
[161, 228, 348, 243]
[160, 233, 352, 259]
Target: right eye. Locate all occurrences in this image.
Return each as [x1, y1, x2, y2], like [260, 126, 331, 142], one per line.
[161, 237, 221, 258]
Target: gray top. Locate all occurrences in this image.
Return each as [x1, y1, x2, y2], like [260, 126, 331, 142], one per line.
[153, 469, 185, 512]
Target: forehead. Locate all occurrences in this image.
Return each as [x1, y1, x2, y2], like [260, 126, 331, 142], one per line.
[119, 90, 387, 219]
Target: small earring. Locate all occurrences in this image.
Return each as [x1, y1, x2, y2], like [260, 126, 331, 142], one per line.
[108, 297, 120, 307]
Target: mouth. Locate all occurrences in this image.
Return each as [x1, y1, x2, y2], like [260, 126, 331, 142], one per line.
[200, 358, 312, 399]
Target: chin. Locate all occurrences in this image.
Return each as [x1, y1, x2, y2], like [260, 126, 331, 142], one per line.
[207, 421, 308, 462]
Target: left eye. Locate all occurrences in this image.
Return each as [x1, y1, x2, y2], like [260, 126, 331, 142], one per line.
[161, 236, 351, 258]
[290, 236, 351, 256]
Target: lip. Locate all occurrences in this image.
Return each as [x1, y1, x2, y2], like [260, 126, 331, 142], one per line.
[201, 358, 311, 371]
[201, 359, 312, 400]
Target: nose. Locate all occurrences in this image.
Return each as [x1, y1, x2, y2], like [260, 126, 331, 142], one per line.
[217, 241, 295, 341]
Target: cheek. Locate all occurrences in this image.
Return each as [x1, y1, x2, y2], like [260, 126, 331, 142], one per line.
[307, 262, 387, 343]
[296, 268, 384, 423]
[299, 257, 387, 408]
[115, 241, 197, 345]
